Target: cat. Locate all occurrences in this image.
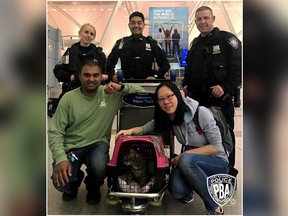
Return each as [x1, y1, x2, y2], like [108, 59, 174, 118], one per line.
[122, 148, 151, 188]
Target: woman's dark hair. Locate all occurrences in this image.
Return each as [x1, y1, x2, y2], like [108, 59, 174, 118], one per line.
[154, 81, 187, 133]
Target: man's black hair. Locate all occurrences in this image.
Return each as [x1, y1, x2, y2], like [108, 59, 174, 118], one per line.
[129, 11, 145, 22]
[81, 59, 102, 73]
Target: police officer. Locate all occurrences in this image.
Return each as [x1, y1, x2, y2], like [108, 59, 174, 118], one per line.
[53, 23, 114, 103]
[183, 6, 241, 167]
[108, 11, 170, 80]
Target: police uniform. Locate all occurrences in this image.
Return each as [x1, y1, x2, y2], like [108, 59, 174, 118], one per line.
[184, 27, 241, 129]
[54, 42, 114, 92]
[53, 42, 114, 113]
[108, 35, 170, 79]
[183, 27, 241, 167]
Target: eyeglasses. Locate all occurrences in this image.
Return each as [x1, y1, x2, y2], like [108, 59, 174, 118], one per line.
[157, 94, 175, 103]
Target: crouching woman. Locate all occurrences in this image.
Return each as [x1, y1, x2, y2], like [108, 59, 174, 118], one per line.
[116, 81, 229, 214]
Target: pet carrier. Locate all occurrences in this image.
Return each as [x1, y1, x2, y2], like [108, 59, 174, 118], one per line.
[107, 135, 170, 213]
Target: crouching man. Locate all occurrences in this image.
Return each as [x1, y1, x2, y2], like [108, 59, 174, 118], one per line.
[48, 59, 144, 205]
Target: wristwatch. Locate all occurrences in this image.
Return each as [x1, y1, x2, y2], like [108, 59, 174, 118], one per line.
[119, 84, 125, 91]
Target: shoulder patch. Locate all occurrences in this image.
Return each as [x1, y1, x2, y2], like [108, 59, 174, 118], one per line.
[227, 37, 239, 49]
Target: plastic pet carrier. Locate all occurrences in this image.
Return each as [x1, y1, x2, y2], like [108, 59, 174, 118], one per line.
[107, 135, 170, 213]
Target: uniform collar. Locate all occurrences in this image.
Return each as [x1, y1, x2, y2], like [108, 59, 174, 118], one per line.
[129, 35, 144, 41]
[199, 27, 220, 39]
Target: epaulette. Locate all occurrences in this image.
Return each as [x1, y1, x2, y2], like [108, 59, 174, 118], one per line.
[146, 35, 157, 46]
[96, 46, 103, 54]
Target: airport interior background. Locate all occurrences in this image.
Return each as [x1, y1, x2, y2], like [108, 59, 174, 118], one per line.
[47, 1, 242, 215]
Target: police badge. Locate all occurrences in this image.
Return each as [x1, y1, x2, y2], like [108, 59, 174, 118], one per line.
[145, 43, 152, 51]
[212, 45, 221, 54]
[207, 174, 236, 206]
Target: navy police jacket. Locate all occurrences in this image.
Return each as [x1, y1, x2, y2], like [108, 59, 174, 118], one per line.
[183, 27, 241, 96]
[108, 35, 170, 79]
[53, 42, 113, 90]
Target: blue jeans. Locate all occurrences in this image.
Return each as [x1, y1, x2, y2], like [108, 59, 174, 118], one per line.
[168, 153, 230, 211]
[52, 141, 109, 193]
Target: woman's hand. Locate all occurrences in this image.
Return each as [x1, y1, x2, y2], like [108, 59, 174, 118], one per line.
[115, 129, 134, 139]
[171, 154, 180, 167]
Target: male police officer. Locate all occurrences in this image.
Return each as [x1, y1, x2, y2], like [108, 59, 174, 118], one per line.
[183, 6, 241, 167]
[108, 11, 170, 80]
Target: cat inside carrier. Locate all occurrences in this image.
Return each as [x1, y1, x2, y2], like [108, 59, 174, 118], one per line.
[106, 135, 170, 213]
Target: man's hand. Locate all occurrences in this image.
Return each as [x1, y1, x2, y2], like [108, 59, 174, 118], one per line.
[104, 82, 122, 94]
[53, 161, 72, 187]
[210, 85, 224, 98]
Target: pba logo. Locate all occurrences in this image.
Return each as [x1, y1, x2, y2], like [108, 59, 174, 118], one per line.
[207, 174, 236, 206]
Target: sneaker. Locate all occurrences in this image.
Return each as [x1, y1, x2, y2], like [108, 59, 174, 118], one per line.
[86, 191, 101, 205]
[204, 207, 224, 215]
[180, 194, 194, 204]
[62, 190, 78, 201]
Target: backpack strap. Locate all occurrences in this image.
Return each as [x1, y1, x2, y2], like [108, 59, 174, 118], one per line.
[192, 107, 203, 135]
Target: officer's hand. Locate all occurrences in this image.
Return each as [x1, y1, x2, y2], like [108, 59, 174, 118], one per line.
[70, 74, 75, 81]
[102, 74, 108, 81]
[183, 85, 190, 97]
[105, 82, 122, 94]
[210, 85, 224, 98]
[112, 74, 118, 83]
[146, 76, 156, 80]
[53, 161, 72, 187]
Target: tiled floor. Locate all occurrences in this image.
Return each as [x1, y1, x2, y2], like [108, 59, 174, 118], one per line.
[47, 106, 242, 215]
